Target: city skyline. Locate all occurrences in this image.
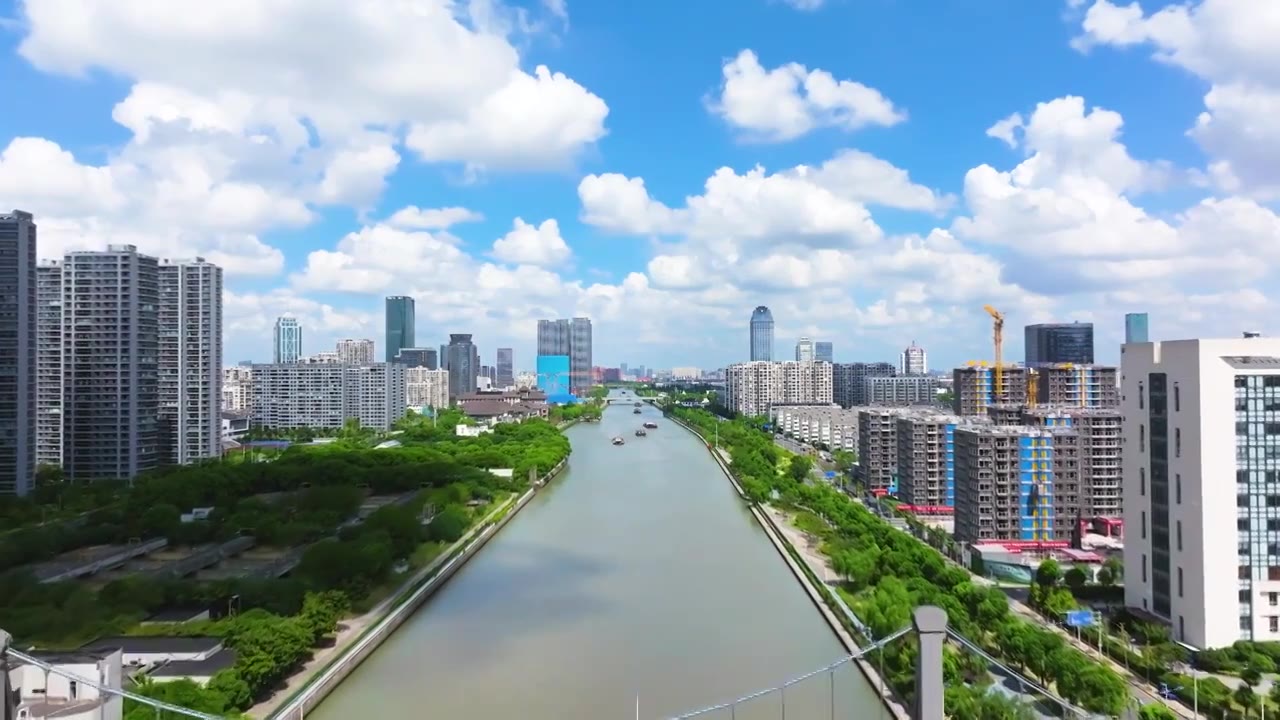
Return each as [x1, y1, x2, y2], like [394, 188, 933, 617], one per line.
[3, 3, 1271, 371]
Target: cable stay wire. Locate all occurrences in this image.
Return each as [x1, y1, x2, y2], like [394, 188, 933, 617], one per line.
[666, 624, 912, 719]
[944, 628, 1090, 718]
[5, 647, 227, 720]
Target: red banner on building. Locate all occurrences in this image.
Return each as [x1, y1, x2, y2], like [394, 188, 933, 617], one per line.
[898, 505, 954, 515]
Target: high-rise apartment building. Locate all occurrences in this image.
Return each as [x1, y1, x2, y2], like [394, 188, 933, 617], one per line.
[273, 316, 302, 363]
[895, 411, 960, 507]
[749, 306, 774, 361]
[537, 317, 593, 395]
[1025, 323, 1095, 366]
[833, 362, 896, 407]
[158, 258, 223, 465]
[62, 245, 161, 481]
[222, 366, 253, 412]
[394, 348, 437, 369]
[814, 342, 834, 363]
[249, 363, 405, 431]
[1033, 364, 1120, 408]
[795, 337, 814, 362]
[724, 361, 833, 417]
[496, 348, 514, 388]
[446, 334, 479, 399]
[1125, 313, 1150, 344]
[856, 409, 898, 493]
[36, 259, 62, 468]
[865, 376, 938, 406]
[405, 367, 449, 410]
[1021, 406, 1122, 519]
[0, 211, 36, 495]
[954, 424, 1069, 545]
[336, 339, 376, 365]
[901, 342, 928, 375]
[1122, 337, 1280, 648]
[385, 296, 415, 362]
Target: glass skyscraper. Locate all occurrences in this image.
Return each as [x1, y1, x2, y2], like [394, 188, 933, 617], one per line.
[273, 316, 302, 364]
[1024, 322, 1094, 367]
[385, 296, 415, 362]
[814, 341, 834, 363]
[1125, 313, 1150, 344]
[749, 306, 774, 361]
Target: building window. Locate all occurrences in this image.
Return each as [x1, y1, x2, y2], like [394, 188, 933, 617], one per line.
[1139, 382, 1145, 409]
[1179, 616, 1185, 640]
[1174, 383, 1180, 412]
[1177, 567, 1183, 598]
[1272, 617, 1279, 634]
[1140, 424, 1146, 452]
[1271, 593, 1277, 607]
[1176, 473, 1182, 504]
[1176, 521, 1182, 551]
[1175, 428, 1181, 458]
[1143, 554, 1148, 582]
[1140, 467, 1146, 496]
[1142, 512, 1147, 539]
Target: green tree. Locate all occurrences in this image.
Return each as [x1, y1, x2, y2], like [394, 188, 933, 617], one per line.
[1063, 565, 1089, 593]
[1035, 558, 1062, 589]
[788, 455, 812, 482]
[427, 505, 470, 543]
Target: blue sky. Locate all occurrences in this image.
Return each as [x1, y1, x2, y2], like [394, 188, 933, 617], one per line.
[1, 0, 1277, 371]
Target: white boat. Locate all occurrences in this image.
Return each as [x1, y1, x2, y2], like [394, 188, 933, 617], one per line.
[612, 436, 625, 446]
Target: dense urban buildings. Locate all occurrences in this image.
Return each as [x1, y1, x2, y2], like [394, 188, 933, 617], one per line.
[35, 259, 61, 468]
[536, 317, 593, 395]
[0, 210, 36, 495]
[815, 341, 834, 363]
[496, 347, 514, 388]
[394, 347, 437, 369]
[336, 338, 376, 365]
[1125, 313, 1150, 344]
[900, 342, 928, 375]
[1122, 337, 1280, 649]
[158, 258, 223, 465]
[795, 337, 814, 362]
[833, 362, 896, 407]
[724, 361, 833, 417]
[749, 306, 774, 361]
[445, 333, 479, 399]
[61, 245, 161, 481]
[1025, 322, 1095, 366]
[273, 316, 302, 363]
[384, 295, 415, 362]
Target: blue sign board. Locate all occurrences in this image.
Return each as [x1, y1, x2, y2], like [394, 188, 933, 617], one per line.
[1065, 610, 1095, 628]
[535, 355, 571, 395]
[825, 471, 837, 479]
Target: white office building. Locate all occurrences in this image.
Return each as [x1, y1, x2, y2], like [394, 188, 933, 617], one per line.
[725, 361, 833, 417]
[222, 366, 253, 412]
[1123, 337, 1280, 648]
[406, 367, 450, 410]
[8, 648, 125, 720]
[795, 337, 814, 362]
[250, 363, 406, 431]
[158, 258, 223, 465]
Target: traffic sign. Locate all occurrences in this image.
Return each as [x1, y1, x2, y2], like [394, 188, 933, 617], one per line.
[1065, 610, 1095, 627]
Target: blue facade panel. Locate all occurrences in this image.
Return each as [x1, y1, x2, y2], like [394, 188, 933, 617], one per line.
[536, 355, 571, 396]
[944, 424, 956, 507]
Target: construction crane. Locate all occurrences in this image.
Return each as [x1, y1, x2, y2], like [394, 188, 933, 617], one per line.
[1026, 369, 1039, 408]
[983, 305, 1005, 402]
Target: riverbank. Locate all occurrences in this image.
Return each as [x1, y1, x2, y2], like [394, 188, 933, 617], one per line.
[666, 415, 908, 720]
[260, 456, 570, 720]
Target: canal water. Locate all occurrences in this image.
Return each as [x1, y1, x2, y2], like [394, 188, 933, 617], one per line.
[306, 391, 882, 719]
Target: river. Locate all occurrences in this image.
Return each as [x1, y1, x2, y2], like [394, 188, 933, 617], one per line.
[306, 392, 882, 719]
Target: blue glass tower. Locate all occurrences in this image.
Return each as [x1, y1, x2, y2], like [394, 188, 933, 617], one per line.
[1125, 313, 1149, 344]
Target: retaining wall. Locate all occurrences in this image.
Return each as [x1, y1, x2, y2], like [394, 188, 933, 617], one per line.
[667, 414, 908, 720]
[268, 456, 569, 720]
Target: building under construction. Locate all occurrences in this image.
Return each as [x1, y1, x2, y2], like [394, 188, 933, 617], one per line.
[895, 411, 966, 507]
[856, 408, 899, 492]
[954, 424, 1070, 544]
[1021, 406, 1122, 519]
[1033, 363, 1119, 408]
[952, 364, 1029, 416]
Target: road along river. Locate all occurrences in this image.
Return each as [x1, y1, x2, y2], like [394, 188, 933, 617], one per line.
[305, 393, 883, 719]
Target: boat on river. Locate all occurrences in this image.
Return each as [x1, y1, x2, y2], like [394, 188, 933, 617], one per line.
[635, 429, 647, 437]
[642, 421, 658, 429]
[611, 436, 625, 445]
[633, 408, 642, 414]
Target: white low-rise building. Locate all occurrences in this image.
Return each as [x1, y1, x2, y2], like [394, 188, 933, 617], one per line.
[80, 637, 225, 668]
[9, 649, 124, 720]
[770, 405, 858, 451]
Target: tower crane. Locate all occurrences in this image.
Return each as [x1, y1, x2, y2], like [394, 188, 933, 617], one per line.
[983, 305, 1005, 402]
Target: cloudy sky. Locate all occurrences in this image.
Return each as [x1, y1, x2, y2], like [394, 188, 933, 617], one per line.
[1, 0, 1277, 371]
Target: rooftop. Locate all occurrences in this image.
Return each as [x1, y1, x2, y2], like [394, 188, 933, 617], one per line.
[81, 636, 222, 655]
[149, 648, 238, 678]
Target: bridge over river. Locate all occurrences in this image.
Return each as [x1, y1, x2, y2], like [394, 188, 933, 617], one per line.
[304, 389, 884, 719]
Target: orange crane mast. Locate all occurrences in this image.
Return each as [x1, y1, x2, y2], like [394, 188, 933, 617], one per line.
[983, 305, 1005, 402]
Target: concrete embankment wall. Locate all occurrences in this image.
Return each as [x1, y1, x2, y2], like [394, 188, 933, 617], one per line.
[270, 456, 570, 720]
[667, 415, 908, 720]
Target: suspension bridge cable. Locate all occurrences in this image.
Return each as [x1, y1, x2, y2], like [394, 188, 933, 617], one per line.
[666, 624, 913, 719]
[5, 647, 226, 720]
